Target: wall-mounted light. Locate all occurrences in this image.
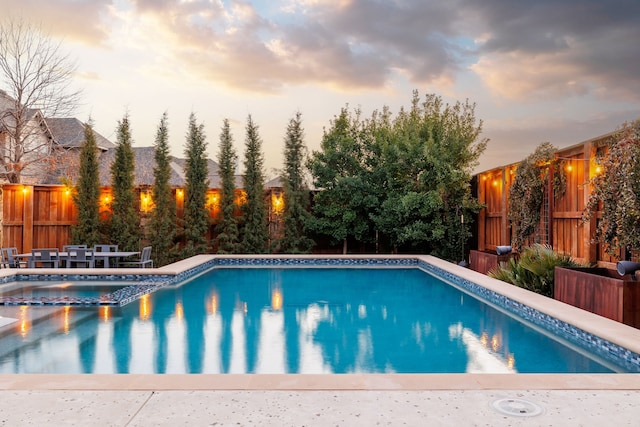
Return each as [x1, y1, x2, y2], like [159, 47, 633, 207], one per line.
[272, 192, 284, 215]
[140, 192, 152, 212]
[566, 163, 573, 172]
[207, 192, 220, 211]
[595, 165, 602, 174]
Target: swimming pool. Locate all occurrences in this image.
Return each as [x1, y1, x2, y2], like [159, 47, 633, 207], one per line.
[1, 257, 639, 374]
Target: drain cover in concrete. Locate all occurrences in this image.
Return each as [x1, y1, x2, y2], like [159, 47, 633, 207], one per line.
[491, 398, 544, 417]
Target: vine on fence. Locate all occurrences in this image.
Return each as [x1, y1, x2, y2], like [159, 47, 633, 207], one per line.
[508, 142, 566, 251]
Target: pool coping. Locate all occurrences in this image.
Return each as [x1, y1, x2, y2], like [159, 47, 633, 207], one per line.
[1, 373, 639, 391]
[1, 254, 640, 390]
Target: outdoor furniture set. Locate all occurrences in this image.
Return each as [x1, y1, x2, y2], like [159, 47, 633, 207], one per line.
[0, 245, 153, 269]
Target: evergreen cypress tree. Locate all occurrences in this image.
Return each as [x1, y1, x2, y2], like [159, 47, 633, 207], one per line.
[277, 112, 314, 253]
[110, 114, 141, 251]
[148, 112, 177, 266]
[215, 118, 241, 253]
[183, 112, 210, 256]
[71, 119, 102, 247]
[240, 115, 269, 253]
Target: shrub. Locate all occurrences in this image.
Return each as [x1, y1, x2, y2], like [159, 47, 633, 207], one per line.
[488, 244, 588, 297]
[584, 120, 640, 258]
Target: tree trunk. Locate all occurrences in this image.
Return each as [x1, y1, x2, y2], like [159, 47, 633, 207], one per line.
[342, 238, 347, 254]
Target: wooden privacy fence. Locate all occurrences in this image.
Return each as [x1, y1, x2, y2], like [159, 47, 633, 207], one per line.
[1, 184, 76, 252]
[474, 133, 617, 267]
[1, 184, 285, 254]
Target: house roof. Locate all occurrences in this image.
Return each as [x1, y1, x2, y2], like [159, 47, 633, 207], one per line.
[46, 118, 115, 151]
[0, 90, 14, 110]
[265, 176, 284, 188]
[0, 90, 46, 132]
[98, 146, 244, 189]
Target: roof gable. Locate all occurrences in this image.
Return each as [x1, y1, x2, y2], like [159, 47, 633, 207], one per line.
[46, 117, 115, 150]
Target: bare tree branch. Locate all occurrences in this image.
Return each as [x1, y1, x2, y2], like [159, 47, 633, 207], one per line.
[0, 16, 81, 183]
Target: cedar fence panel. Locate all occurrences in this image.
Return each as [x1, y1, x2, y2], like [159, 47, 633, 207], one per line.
[474, 135, 615, 266]
[476, 168, 512, 252]
[552, 146, 589, 262]
[1, 185, 26, 251]
[2, 184, 284, 254]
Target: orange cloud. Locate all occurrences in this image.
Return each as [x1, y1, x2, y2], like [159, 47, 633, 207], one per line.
[1, 0, 111, 46]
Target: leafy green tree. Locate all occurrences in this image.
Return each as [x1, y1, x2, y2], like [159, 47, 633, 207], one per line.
[215, 118, 241, 254]
[71, 119, 101, 247]
[372, 92, 487, 259]
[308, 91, 486, 259]
[148, 112, 178, 266]
[307, 107, 378, 253]
[276, 112, 314, 253]
[182, 112, 210, 256]
[240, 115, 269, 253]
[109, 114, 141, 251]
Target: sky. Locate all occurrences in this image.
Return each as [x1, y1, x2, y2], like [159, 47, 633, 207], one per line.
[2, 0, 640, 178]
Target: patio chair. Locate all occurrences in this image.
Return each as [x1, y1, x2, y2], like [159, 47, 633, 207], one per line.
[1, 247, 27, 268]
[93, 244, 119, 267]
[118, 246, 153, 268]
[30, 248, 60, 268]
[93, 244, 118, 253]
[66, 248, 95, 268]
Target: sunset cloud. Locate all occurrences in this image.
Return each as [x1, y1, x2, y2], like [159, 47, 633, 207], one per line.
[2, 0, 638, 174]
[1, 0, 112, 45]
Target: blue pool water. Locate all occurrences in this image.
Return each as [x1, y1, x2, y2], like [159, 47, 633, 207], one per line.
[0, 267, 627, 373]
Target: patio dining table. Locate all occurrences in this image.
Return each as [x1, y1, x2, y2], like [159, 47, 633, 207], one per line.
[18, 251, 140, 268]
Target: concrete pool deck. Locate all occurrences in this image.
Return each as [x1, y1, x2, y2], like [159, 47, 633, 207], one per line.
[0, 374, 640, 425]
[1, 255, 640, 425]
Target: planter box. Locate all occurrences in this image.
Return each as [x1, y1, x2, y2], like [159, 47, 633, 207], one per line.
[469, 249, 514, 275]
[554, 267, 640, 328]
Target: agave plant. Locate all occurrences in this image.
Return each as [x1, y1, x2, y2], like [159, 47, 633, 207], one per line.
[488, 244, 589, 297]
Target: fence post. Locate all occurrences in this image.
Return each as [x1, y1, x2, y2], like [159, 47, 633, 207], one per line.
[23, 185, 34, 252]
[501, 167, 509, 247]
[477, 173, 486, 251]
[584, 141, 597, 263]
